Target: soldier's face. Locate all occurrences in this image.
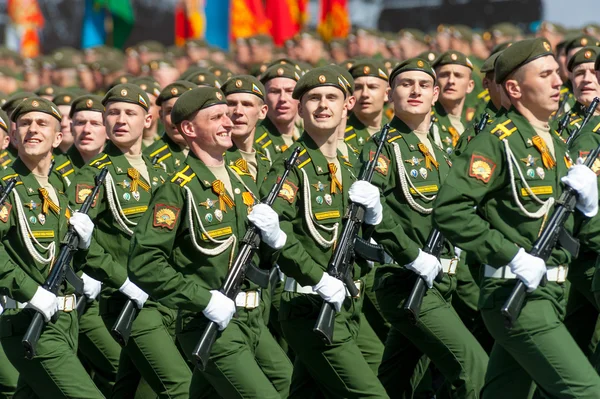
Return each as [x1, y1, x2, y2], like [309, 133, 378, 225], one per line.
[354, 76, 389, 119]
[104, 102, 152, 149]
[299, 86, 347, 134]
[571, 63, 600, 106]
[435, 64, 474, 103]
[72, 111, 107, 156]
[58, 105, 73, 149]
[147, 94, 160, 129]
[391, 71, 439, 118]
[265, 78, 298, 125]
[181, 104, 233, 154]
[483, 72, 503, 110]
[15, 112, 62, 159]
[160, 98, 187, 147]
[226, 93, 267, 138]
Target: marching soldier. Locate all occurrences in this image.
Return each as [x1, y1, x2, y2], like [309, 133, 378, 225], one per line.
[132, 76, 162, 148]
[0, 109, 13, 169]
[433, 38, 600, 398]
[128, 86, 292, 398]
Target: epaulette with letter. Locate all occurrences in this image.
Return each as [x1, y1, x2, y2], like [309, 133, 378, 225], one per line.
[89, 153, 111, 169]
[295, 148, 311, 169]
[1, 173, 21, 185]
[344, 126, 356, 142]
[491, 119, 517, 140]
[55, 160, 75, 179]
[170, 165, 196, 187]
[387, 128, 402, 143]
[149, 144, 171, 165]
[255, 131, 272, 150]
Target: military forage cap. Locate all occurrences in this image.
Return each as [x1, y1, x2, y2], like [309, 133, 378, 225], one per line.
[292, 66, 349, 100]
[132, 76, 161, 97]
[567, 47, 600, 72]
[349, 60, 389, 81]
[480, 51, 504, 74]
[156, 80, 196, 106]
[221, 75, 266, 101]
[171, 86, 226, 124]
[52, 90, 75, 106]
[432, 51, 474, 70]
[0, 109, 9, 132]
[184, 70, 222, 88]
[102, 83, 150, 112]
[389, 58, 436, 85]
[260, 64, 301, 85]
[11, 96, 62, 123]
[69, 95, 104, 118]
[35, 85, 59, 97]
[564, 35, 600, 54]
[331, 65, 355, 95]
[495, 38, 554, 83]
[2, 91, 34, 113]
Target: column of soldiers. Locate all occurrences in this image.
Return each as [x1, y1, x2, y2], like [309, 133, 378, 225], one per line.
[1, 19, 600, 399]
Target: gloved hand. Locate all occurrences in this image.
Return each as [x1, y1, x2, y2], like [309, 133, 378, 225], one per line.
[314, 273, 346, 311]
[247, 204, 287, 249]
[562, 161, 599, 217]
[0, 302, 3, 316]
[81, 273, 102, 300]
[118, 278, 149, 309]
[405, 249, 443, 288]
[70, 212, 94, 249]
[508, 248, 547, 292]
[202, 290, 236, 330]
[349, 180, 383, 225]
[27, 287, 59, 322]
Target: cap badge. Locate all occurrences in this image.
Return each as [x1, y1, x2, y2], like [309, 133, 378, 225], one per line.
[31, 100, 39, 107]
[318, 75, 327, 83]
[86, 99, 93, 108]
[171, 87, 178, 95]
[235, 79, 243, 88]
[121, 89, 128, 96]
[417, 60, 424, 67]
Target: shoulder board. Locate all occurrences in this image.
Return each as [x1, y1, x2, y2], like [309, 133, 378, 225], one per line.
[89, 153, 111, 169]
[55, 159, 75, 178]
[593, 122, 600, 133]
[490, 119, 517, 140]
[387, 127, 402, 143]
[1, 173, 22, 185]
[170, 165, 196, 187]
[569, 117, 583, 126]
[255, 131, 272, 149]
[477, 89, 489, 100]
[0, 151, 11, 168]
[344, 126, 356, 142]
[560, 87, 570, 94]
[148, 144, 171, 165]
[295, 148, 311, 169]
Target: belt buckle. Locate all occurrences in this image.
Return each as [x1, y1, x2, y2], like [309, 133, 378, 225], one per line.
[63, 295, 76, 312]
[244, 291, 259, 309]
[353, 280, 362, 298]
[448, 257, 459, 275]
[556, 266, 568, 283]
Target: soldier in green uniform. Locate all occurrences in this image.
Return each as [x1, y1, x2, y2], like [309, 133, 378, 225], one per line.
[144, 80, 196, 176]
[0, 109, 14, 170]
[0, 97, 104, 398]
[128, 86, 292, 398]
[361, 58, 488, 398]
[257, 64, 301, 160]
[71, 83, 192, 398]
[431, 51, 475, 155]
[433, 38, 600, 398]
[263, 66, 389, 398]
[2, 92, 34, 168]
[132, 76, 162, 148]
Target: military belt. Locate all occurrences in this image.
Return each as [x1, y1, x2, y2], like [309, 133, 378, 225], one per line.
[484, 265, 568, 283]
[440, 257, 459, 275]
[15, 294, 78, 312]
[284, 277, 362, 297]
[235, 290, 260, 309]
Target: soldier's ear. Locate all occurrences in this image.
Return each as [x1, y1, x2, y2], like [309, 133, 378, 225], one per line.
[297, 101, 304, 118]
[504, 79, 521, 100]
[466, 79, 475, 94]
[432, 85, 440, 105]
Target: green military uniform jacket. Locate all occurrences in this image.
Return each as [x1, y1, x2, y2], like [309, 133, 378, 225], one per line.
[557, 81, 576, 119]
[143, 133, 188, 176]
[254, 118, 297, 161]
[0, 145, 16, 170]
[261, 133, 366, 287]
[432, 107, 574, 309]
[68, 141, 168, 296]
[224, 145, 271, 192]
[431, 102, 470, 155]
[127, 152, 271, 329]
[454, 102, 505, 157]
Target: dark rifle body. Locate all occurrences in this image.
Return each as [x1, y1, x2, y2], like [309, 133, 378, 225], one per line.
[22, 168, 108, 359]
[566, 97, 599, 146]
[313, 125, 390, 345]
[474, 112, 490, 135]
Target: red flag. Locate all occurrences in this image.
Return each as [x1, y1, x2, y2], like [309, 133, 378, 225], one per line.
[318, 0, 350, 42]
[230, 0, 270, 41]
[266, 0, 307, 46]
[175, 0, 205, 46]
[7, 0, 44, 57]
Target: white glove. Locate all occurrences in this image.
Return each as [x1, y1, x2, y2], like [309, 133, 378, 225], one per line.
[247, 204, 287, 249]
[405, 249, 443, 289]
[0, 302, 3, 315]
[508, 248, 547, 292]
[562, 162, 599, 217]
[70, 212, 94, 249]
[314, 273, 346, 312]
[27, 287, 59, 322]
[202, 290, 236, 330]
[119, 278, 149, 309]
[81, 273, 102, 300]
[348, 180, 383, 225]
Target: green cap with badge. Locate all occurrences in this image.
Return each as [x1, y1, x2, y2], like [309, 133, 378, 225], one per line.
[35, 85, 59, 97]
[11, 96, 62, 123]
[171, 86, 227, 124]
[102, 83, 150, 112]
[417, 51, 439, 64]
[292, 66, 348, 100]
[221, 75, 266, 101]
[389, 57, 436, 85]
[349, 59, 389, 81]
[156, 81, 196, 106]
[398, 29, 428, 44]
[132, 76, 162, 98]
[495, 38, 554, 83]
[330, 65, 355, 95]
[568, 47, 600, 72]
[52, 90, 76, 106]
[184, 69, 222, 88]
[564, 34, 600, 55]
[432, 50, 474, 70]
[260, 64, 301, 85]
[0, 109, 9, 132]
[69, 94, 105, 118]
[2, 91, 34, 114]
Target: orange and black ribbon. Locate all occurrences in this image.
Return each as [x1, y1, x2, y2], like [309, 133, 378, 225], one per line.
[448, 127, 460, 148]
[328, 163, 343, 194]
[127, 168, 151, 192]
[417, 143, 439, 171]
[38, 188, 61, 215]
[212, 180, 235, 211]
[531, 136, 556, 169]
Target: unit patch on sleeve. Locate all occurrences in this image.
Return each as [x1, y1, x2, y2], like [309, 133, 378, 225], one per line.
[75, 184, 98, 207]
[369, 151, 390, 176]
[153, 204, 181, 230]
[277, 179, 298, 203]
[468, 154, 496, 183]
[0, 203, 11, 222]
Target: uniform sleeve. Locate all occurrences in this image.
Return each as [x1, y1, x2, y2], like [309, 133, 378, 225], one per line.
[433, 133, 520, 266]
[128, 183, 212, 312]
[69, 167, 128, 289]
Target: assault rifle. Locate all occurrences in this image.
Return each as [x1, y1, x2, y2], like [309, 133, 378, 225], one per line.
[566, 97, 599, 146]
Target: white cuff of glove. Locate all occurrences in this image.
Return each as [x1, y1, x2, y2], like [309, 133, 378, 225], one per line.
[247, 204, 287, 249]
[405, 249, 442, 288]
[118, 278, 149, 309]
[0, 302, 4, 315]
[69, 212, 94, 249]
[508, 248, 547, 292]
[202, 290, 236, 331]
[348, 180, 383, 225]
[81, 273, 102, 300]
[314, 273, 346, 312]
[562, 163, 599, 217]
[27, 286, 59, 322]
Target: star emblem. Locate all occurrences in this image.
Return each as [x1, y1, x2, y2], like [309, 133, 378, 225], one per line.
[443, 136, 452, 146]
[404, 156, 423, 166]
[25, 200, 40, 210]
[520, 154, 538, 167]
[199, 198, 216, 209]
[311, 181, 329, 192]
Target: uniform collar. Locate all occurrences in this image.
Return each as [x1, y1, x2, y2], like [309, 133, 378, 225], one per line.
[297, 132, 337, 176]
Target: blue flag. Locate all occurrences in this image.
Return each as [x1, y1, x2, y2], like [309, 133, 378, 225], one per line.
[205, 0, 230, 51]
[81, 0, 106, 49]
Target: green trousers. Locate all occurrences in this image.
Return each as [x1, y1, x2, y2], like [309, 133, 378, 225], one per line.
[0, 324, 17, 399]
[1, 309, 104, 398]
[280, 291, 389, 399]
[101, 296, 191, 398]
[481, 287, 600, 399]
[177, 302, 292, 399]
[375, 272, 488, 399]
